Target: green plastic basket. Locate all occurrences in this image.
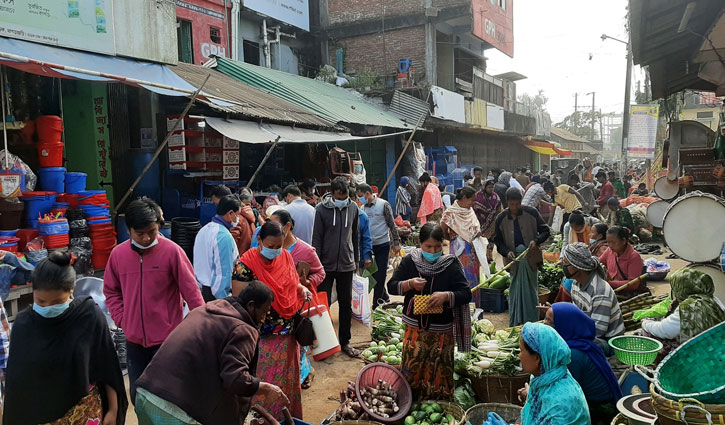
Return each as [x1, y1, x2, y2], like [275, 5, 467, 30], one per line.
[608, 335, 662, 365]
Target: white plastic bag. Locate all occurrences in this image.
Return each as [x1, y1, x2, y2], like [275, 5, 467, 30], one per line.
[551, 206, 564, 233]
[351, 273, 371, 326]
[472, 236, 490, 283]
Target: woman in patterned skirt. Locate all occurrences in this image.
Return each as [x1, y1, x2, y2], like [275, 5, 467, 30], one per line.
[233, 222, 312, 420]
[387, 223, 472, 400]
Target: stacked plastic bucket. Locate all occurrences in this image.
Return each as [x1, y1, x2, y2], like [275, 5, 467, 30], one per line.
[19, 191, 57, 228]
[89, 217, 116, 269]
[0, 229, 19, 253]
[36, 116, 64, 168]
[39, 217, 70, 249]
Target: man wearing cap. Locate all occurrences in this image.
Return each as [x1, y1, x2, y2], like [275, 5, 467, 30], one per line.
[560, 242, 625, 353]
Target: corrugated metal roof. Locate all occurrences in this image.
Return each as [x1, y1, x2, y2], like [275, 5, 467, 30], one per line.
[212, 57, 411, 130]
[389, 90, 430, 126]
[550, 127, 590, 143]
[170, 62, 339, 129]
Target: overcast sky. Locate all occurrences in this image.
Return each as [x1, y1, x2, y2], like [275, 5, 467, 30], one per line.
[485, 0, 645, 124]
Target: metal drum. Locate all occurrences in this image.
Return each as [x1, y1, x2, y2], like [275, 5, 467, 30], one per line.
[663, 191, 725, 263]
[689, 263, 725, 304]
[654, 176, 680, 200]
[646, 200, 669, 228]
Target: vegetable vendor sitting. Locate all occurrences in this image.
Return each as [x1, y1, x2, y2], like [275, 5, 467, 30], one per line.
[387, 223, 472, 401]
[558, 242, 625, 354]
[598, 226, 645, 295]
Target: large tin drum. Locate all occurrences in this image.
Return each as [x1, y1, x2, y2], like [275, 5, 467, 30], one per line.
[654, 176, 680, 200]
[646, 200, 669, 228]
[688, 263, 725, 304]
[663, 191, 725, 262]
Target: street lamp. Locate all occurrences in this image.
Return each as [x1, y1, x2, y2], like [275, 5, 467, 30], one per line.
[602, 33, 633, 168]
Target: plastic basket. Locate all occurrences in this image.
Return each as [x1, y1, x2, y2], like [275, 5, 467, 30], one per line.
[465, 403, 522, 425]
[654, 321, 725, 404]
[608, 335, 662, 366]
[480, 288, 508, 313]
[355, 363, 412, 423]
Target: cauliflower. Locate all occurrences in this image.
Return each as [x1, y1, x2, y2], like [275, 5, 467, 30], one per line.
[473, 333, 490, 346]
[495, 329, 511, 340]
[474, 319, 495, 335]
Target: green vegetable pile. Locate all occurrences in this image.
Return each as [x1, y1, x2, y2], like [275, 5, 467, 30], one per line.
[363, 339, 403, 365]
[479, 262, 510, 290]
[371, 305, 406, 341]
[538, 261, 564, 293]
[404, 402, 456, 425]
[463, 319, 523, 377]
[545, 235, 562, 252]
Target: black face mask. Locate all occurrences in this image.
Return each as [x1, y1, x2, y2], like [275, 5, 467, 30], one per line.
[562, 264, 575, 279]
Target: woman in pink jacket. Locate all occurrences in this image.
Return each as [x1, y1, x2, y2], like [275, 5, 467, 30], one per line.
[267, 208, 325, 389]
[103, 197, 204, 405]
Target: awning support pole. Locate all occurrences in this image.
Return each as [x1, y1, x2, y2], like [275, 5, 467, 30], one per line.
[1, 66, 7, 170]
[379, 113, 428, 195]
[113, 74, 210, 216]
[246, 136, 281, 188]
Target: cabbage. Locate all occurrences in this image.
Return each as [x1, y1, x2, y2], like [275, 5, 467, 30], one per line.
[474, 319, 495, 335]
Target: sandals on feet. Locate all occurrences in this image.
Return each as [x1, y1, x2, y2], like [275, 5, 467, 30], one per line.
[341, 345, 360, 358]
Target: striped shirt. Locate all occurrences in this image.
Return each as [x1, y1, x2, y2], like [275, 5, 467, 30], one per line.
[571, 273, 625, 342]
[522, 183, 551, 208]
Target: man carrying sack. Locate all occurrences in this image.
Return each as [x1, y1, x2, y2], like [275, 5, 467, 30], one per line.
[494, 187, 551, 326]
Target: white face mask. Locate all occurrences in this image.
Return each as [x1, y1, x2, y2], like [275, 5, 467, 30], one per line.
[232, 217, 240, 227]
[131, 238, 159, 250]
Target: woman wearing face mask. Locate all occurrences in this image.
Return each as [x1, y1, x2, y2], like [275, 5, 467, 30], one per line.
[4, 251, 128, 425]
[517, 322, 590, 425]
[387, 223, 472, 401]
[232, 221, 312, 421]
[589, 223, 609, 257]
[269, 209, 326, 390]
[561, 210, 600, 249]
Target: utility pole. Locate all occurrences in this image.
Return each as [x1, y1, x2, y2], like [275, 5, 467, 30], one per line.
[574, 93, 578, 113]
[599, 109, 604, 144]
[591, 92, 596, 140]
[622, 44, 633, 167]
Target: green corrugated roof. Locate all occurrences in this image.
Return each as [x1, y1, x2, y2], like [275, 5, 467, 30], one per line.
[213, 57, 411, 130]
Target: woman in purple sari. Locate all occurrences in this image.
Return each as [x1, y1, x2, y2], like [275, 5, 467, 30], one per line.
[473, 180, 502, 262]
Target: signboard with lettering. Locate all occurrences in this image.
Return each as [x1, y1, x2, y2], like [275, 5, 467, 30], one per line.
[0, 0, 116, 55]
[471, 0, 513, 58]
[243, 0, 309, 31]
[628, 105, 659, 159]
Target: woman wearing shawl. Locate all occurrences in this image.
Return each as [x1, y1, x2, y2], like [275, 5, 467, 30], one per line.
[417, 173, 443, 224]
[494, 171, 512, 201]
[473, 180, 502, 262]
[441, 187, 482, 305]
[388, 223, 472, 401]
[232, 222, 312, 420]
[518, 323, 590, 425]
[642, 268, 725, 355]
[4, 251, 128, 425]
[396, 176, 413, 221]
[589, 223, 609, 257]
[547, 303, 622, 425]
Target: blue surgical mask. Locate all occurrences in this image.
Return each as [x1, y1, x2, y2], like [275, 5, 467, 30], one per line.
[131, 238, 159, 250]
[590, 238, 597, 245]
[261, 246, 282, 260]
[422, 250, 443, 263]
[33, 300, 71, 318]
[359, 196, 367, 205]
[334, 199, 349, 209]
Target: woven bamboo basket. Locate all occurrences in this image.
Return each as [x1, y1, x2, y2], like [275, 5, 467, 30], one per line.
[650, 383, 725, 425]
[417, 401, 465, 425]
[330, 421, 385, 425]
[469, 374, 529, 406]
[610, 413, 630, 425]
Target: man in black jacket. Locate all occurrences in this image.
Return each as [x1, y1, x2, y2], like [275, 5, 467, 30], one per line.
[312, 177, 360, 357]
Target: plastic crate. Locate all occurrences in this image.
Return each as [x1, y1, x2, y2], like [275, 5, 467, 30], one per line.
[480, 288, 508, 313]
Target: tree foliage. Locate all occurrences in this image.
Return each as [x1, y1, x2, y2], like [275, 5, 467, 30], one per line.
[518, 90, 549, 112]
[555, 110, 602, 141]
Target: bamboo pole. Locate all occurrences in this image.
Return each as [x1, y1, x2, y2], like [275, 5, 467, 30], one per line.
[471, 248, 530, 293]
[614, 273, 648, 293]
[246, 136, 281, 188]
[113, 74, 210, 215]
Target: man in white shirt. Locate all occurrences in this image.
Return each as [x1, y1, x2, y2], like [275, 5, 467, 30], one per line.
[281, 185, 316, 244]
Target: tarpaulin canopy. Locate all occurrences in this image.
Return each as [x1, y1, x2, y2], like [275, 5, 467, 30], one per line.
[205, 117, 412, 144]
[0, 36, 199, 97]
[518, 138, 572, 157]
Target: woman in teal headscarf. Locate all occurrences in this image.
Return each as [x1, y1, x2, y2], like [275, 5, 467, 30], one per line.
[518, 322, 590, 425]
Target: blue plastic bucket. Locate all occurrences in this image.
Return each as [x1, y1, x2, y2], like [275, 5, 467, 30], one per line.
[20, 192, 57, 229]
[0, 229, 18, 237]
[37, 167, 66, 193]
[39, 220, 70, 235]
[87, 218, 111, 225]
[64, 172, 87, 194]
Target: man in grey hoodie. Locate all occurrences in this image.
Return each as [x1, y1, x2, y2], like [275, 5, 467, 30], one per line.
[313, 177, 360, 357]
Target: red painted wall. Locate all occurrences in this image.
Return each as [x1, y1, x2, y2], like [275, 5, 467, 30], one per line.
[176, 0, 231, 65]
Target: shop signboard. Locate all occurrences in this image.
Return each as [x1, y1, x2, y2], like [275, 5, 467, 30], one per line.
[175, 0, 228, 65]
[243, 0, 310, 31]
[91, 85, 114, 202]
[627, 105, 659, 159]
[471, 0, 514, 58]
[0, 0, 116, 55]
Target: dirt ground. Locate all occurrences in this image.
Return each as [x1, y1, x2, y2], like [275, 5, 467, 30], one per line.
[123, 243, 688, 424]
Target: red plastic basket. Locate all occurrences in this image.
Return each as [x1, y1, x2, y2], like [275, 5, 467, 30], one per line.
[355, 363, 412, 423]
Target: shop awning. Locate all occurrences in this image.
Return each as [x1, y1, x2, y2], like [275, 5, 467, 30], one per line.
[518, 138, 572, 156]
[205, 117, 412, 144]
[0, 37, 199, 97]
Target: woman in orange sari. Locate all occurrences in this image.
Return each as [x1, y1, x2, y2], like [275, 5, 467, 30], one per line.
[233, 222, 311, 420]
[417, 173, 443, 224]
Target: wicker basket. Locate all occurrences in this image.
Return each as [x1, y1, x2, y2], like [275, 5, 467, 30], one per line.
[355, 363, 412, 424]
[608, 335, 662, 365]
[469, 374, 529, 406]
[417, 401, 465, 425]
[465, 403, 522, 424]
[610, 413, 630, 425]
[650, 383, 725, 425]
[654, 321, 725, 404]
